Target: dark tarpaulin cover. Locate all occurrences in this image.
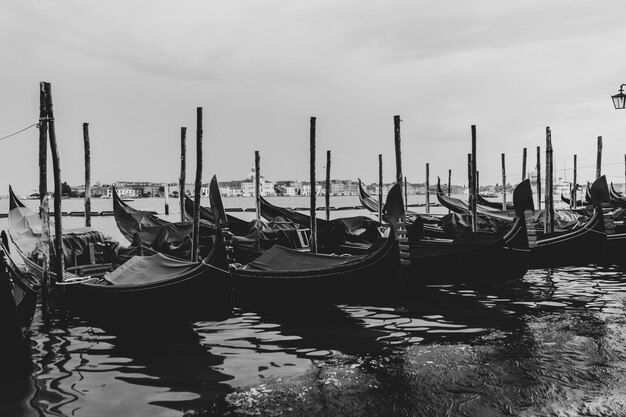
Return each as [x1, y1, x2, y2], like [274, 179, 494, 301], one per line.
[242, 244, 378, 272]
[103, 253, 205, 285]
[113, 188, 217, 258]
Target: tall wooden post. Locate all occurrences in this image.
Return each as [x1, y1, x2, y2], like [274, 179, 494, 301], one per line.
[164, 183, 170, 215]
[255, 150, 261, 221]
[404, 177, 408, 211]
[470, 125, 477, 232]
[572, 154, 577, 209]
[393, 116, 403, 187]
[325, 150, 331, 221]
[448, 169, 452, 196]
[378, 154, 383, 223]
[545, 127, 554, 234]
[596, 136, 603, 179]
[519, 148, 526, 182]
[309, 117, 317, 254]
[192, 107, 203, 262]
[536, 146, 542, 210]
[179, 127, 187, 221]
[42, 82, 64, 282]
[501, 153, 507, 210]
[38, 83, 48, 204]
[393, 115, 405, 227]
[425, 164, 430, 214]
[467, 153, 472, 198]
[82, 123, 91, 227]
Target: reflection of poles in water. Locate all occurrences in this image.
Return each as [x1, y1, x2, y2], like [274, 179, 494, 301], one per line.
[544, 268, 556, 300]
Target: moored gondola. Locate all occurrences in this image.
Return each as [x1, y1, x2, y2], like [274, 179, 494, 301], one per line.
[7, 187, 231, 320]
[435, 180, 607, 269]
[209, 176, 401, 305]
[398, 180, 532, 286]
[0, 231, 39, 348]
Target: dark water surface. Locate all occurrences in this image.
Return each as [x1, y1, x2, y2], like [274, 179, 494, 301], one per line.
[2, 197, 626, 416]
[4, 266, 626, 417]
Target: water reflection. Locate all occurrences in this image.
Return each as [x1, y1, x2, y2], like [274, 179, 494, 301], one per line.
[5, 265, 626, 416]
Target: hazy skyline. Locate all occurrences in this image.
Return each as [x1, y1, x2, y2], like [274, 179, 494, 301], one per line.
[1, 0, 626, 194]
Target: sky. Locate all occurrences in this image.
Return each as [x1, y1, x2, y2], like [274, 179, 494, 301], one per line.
[1, 0, 626, 195]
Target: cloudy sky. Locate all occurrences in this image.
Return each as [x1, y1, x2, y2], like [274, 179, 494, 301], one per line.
[1, 0, 626, 194]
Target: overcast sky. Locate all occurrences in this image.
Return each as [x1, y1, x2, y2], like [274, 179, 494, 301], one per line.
[1, 0, 626, 194]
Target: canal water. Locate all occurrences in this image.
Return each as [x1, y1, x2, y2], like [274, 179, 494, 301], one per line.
[2, 196, 625, 416]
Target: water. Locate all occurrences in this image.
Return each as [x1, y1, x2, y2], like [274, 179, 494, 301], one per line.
[2, 197, 623, 416]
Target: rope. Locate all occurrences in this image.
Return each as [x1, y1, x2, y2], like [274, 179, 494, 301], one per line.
[0, 122, 39, 142]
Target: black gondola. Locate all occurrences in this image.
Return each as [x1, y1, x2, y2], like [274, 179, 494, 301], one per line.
[7, 187, 231, 319]
[209, 176, 401, 304]
[435, 180, 607, 269]
[398, 180, 532, 286]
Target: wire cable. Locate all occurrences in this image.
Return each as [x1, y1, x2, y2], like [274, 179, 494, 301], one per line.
[0, 122, 39, 142]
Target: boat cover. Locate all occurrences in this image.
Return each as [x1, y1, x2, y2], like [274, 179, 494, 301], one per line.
[103, 253, 205, 285]
[241, 239, 385, 272]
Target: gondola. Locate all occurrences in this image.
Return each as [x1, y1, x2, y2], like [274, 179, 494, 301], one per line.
[357, 180, 450, 238]
[209, 176, 401, 304]
[398, 180, 532, 286]
[0, 231, 39, 357]
[476, 193, 515, 211]
[183, 193, 333, 254]
[112, 186, 220, 261]
[435, 180, 607, 269]
[258, 194, 382, 247]
[560, 192, 586, 208]
[609, 182, 626, 208]
[592, 177, 626, 265]
[7, 187, 231, 319]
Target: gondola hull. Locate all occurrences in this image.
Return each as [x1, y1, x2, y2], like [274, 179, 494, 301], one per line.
[529, 208, 606, 269]
[230, 236, 400, 305]
[403, 216, 529, 286]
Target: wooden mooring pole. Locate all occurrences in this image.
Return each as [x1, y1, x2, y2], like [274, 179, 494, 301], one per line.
[448, 169, 452, 196]
[325, 150, 331, 221]
[83, 123, 91, 227]
[179, 127, 187, 221]
[164, 183, 169, 215]
[425, 164, 430, 214]
[545, 127, 554, 234]
[404, 177, 408, 211]
[596, 136, 603, 179]
[572, 154, 578, 209]
[536, 146, 542, 210]
[522, 147, 527, 181]
[501, 153, 507, 210]
[255, 150, 261, 221]
[470, 125, 477, 232]
[394, 115, 409, 266]
[378, 154, 383, 223]
[38, 83, 48, 205]
[192, 107, 203, 262]
[42, 82, 64, 282]
[309, 117, 317, 254]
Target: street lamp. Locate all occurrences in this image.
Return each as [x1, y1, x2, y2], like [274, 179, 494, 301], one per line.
[612, 84, 626, 109]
